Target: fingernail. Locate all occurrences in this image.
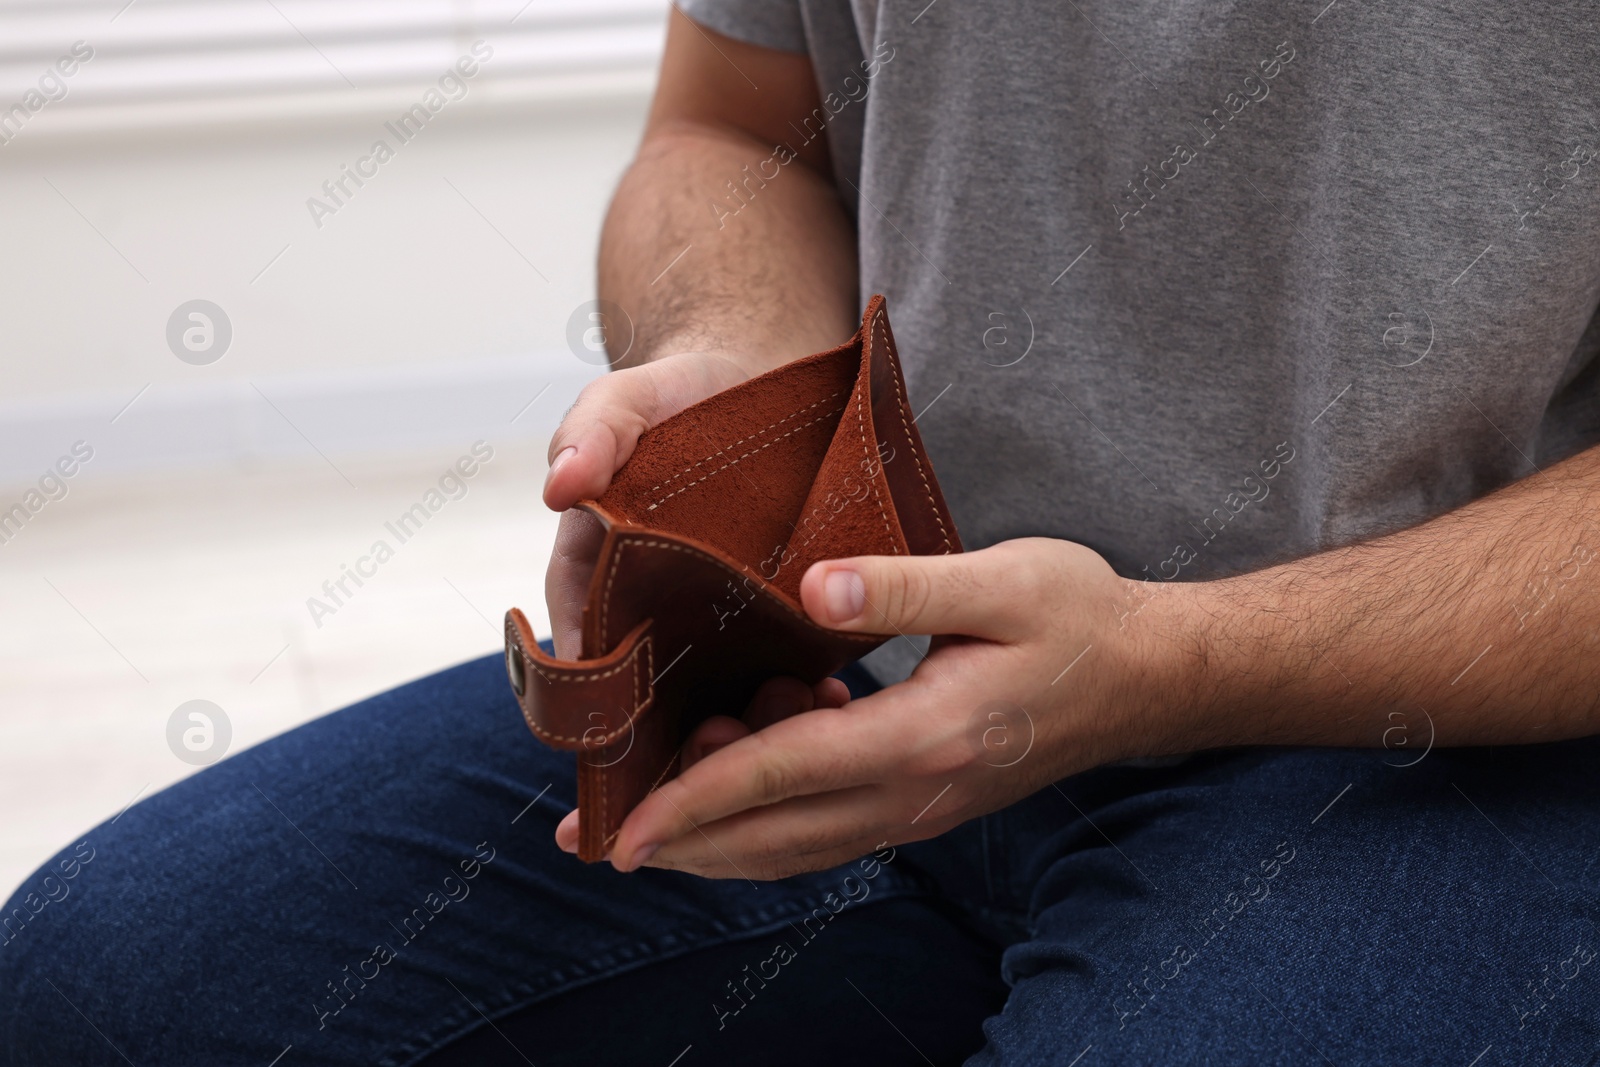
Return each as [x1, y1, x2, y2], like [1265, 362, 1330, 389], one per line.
[627, 843, 659, 871]
[824, 569, 865, 623]
[546, 446, 577, 483]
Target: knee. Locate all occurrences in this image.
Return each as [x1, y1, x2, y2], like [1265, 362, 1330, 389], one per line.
[0, 815, 239, 1062]
[1, 836, 101, 966]
[0, 836, 133, 1058]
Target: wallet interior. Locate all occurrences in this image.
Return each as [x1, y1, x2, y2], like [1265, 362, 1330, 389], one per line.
[589, 334, 908, 605]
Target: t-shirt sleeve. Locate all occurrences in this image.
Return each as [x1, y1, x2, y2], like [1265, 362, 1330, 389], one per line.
[674, 0, 809, 55]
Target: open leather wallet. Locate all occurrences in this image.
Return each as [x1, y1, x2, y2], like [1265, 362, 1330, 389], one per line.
[503, 296, 963, 861]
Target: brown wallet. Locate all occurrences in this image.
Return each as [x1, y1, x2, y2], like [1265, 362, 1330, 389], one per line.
[503, 295, 962, 861]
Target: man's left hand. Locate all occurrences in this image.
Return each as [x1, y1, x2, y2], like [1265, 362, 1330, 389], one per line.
[584, 537, 1199, 880]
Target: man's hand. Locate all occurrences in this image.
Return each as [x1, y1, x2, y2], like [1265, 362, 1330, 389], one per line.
[543, 350, 756, 658]
[593, 538, 1198, 880]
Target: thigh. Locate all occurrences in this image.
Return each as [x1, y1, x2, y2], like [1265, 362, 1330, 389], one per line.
[971, 741, 1600, 1066]
[0, 653, 940, 1067]
[421, 895, 1008, 1067]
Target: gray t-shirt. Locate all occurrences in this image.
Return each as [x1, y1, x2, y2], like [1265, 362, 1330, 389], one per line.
[680, 0, 1600, 679]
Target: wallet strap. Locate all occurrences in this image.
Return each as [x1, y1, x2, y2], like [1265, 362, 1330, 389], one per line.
[504, 609, 654, 751]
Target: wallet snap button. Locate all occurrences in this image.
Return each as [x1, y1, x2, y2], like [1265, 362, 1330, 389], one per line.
[505, 639, 526, 698]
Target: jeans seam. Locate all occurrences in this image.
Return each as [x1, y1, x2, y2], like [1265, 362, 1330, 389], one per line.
[382, 882, 933, 1067]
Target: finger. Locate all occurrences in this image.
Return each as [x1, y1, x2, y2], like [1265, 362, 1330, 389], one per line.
[739, 676, 850, 733]
[679, 715, 749, 772]
[545, 509, 606, 659]
[612, 702, 899, 871]
[814, 677, 851, 710]
[555, 809, 579, 854]
[799, 542, 1036, 642]
[542, 367, 657, 510]
[542, 354, 748, 510]
[644, 786, 888, 880]
[741, 676, 817, 732]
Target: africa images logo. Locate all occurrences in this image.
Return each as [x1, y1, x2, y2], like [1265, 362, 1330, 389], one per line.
[305, 41, 494, 230]
[0, 40, 94, 148]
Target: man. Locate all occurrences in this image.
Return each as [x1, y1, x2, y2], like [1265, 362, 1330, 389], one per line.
[6, 3, 1600, 1064]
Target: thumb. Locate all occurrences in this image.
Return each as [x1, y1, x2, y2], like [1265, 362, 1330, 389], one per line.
[799, 544, 1030, 642]
[543, 352, 752, 511]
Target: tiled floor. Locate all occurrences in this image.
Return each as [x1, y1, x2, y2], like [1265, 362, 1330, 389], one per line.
[0, 442, 559, 898]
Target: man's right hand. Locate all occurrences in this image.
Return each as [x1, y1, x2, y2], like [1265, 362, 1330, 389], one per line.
[542, 349, 756, 659]
[546, 8, 860, 658]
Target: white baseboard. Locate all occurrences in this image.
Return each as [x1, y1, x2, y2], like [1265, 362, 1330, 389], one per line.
[0, 353, 601, 486]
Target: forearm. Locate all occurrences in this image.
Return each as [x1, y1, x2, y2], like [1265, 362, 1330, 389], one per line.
[598, 121, 858, 374]
[543, 38, 864, 657]
[1153, 445, 1600, 750]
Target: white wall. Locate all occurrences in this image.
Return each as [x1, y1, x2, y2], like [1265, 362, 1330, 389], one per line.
[0, 9, 660, 896]
[0, 93, 649, 480]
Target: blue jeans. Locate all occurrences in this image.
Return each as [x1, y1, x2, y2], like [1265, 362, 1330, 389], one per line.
[5, 650, 1600, 1066]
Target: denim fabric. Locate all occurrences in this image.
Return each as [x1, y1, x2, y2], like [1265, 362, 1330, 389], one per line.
[5, 649, 1600, 1066]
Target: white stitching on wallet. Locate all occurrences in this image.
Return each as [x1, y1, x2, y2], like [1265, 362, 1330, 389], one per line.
[877, 309, 952, 553]
[644, 391, 843, 502]
[517, 635, 652, 745]
[856, 362, 898, 554]
[646, 402, 846, 511]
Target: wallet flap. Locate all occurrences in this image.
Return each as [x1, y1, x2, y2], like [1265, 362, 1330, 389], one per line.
[769, 310, 908, 587]
[764, 295, 963, 583]
[865, 296, 963, 557]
